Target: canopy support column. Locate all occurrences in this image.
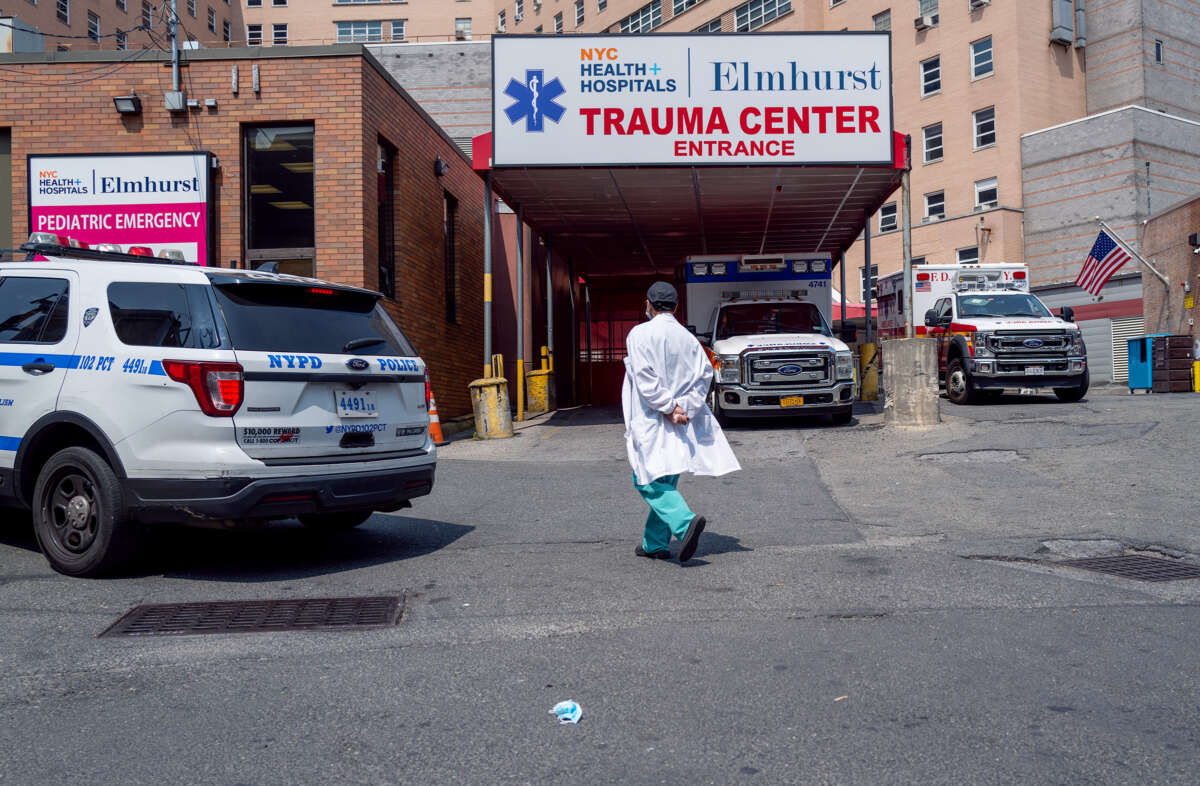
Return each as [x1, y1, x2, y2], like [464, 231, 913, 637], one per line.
[516, 205, 525, 422]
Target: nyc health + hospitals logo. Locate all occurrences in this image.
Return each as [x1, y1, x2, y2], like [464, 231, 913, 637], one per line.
[503, 69, 566, 133]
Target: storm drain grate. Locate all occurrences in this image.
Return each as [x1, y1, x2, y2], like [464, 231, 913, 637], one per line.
[1056, 555, 1200, 582]
[99, 595, 404, 638]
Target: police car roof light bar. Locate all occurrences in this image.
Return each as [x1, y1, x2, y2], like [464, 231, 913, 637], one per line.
[18, 242, 198, 266]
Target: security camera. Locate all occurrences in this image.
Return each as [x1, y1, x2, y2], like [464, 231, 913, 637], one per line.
[1192, 246, 1200, 255]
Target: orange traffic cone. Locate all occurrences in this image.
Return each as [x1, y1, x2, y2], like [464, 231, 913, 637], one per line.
[426, 382, 448, 446]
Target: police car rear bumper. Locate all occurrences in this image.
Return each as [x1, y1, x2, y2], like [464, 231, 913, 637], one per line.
[124, 463, 435, 523]
[716, 381, 856, 415]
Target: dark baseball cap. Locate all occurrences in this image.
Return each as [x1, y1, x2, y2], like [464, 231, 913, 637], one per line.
[646, 281, 678, 305]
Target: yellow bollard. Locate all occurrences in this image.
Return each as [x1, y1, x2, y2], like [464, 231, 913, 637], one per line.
[859, 342, 880, 401]
[1193, 360, 1200, 393]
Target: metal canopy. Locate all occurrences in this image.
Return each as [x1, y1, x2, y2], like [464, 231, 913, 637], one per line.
[477, 136, 906, 277]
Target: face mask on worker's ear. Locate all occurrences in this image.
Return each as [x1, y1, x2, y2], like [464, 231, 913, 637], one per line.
[645, 308, 654, 321]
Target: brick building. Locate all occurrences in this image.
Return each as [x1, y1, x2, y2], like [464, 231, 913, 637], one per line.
[1142, 195, 1200, 344]
[1, 0, 240, 51]
[0, 45, 485, 417]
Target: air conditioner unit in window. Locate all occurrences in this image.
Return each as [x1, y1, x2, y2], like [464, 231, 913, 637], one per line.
[974, 201, 998, 211]
[914, 14, 934, 30]
[496, 24, 506, 32]
[969, 0, 989, 9]
[455, 30, 469, 40]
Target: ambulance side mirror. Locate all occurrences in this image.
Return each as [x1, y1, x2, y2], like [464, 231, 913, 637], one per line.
[924, 309, 939, 327]
[1059, 306, 1075, 322]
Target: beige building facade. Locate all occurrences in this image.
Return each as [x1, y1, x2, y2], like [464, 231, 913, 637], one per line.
[2, 0, 240, 50]
[241, 1, 497, 47]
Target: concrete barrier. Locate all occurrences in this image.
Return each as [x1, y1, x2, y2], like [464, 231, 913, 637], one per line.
[881, 338, 941, 426]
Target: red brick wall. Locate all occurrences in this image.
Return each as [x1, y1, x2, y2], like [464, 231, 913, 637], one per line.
[1142, 196, 1200, 342]
[0, 50, 483, 417]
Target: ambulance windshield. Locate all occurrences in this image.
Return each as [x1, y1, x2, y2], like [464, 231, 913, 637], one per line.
[956, 293, 1052, 319]
[715, 302, 830, 340]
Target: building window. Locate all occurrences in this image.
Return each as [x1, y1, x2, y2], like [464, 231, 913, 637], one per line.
[674, 0, 700, 12]
[554, 11, 563, 31]
[497, 9, 506, 29]
[336, 20, 383, 41]
[142, 0, 152, 26]
[957, 246, 979, 264]
[116, 29, 127, 48]
[207, 7, 216, 32]
[971, 36, 993, 78]
[1154, 39, 1163, 63]
[879, 202, 898, 233]
[272, 22, 287, 44]
[455, 17, 471, 39]
[575, 0, 585, 25]
[861, 264, 878, 300]
[924, 191, 945, 221]
[245, 126, 316, 273]
[246, 23, 262, 44]
[597, 0, 607, 11]
[271, 0, 286, 6]
[187, 0, 196, 15]
[917, 0, 937, 24]
[922, 122, 943, 164]
[734, 0, 789, 32]
[246, 0, 260, 5]
[696, 16, 721, 32]
[56, 0, 69, 25]
[223, 19, 230, 40]
[116, 0, 126, 13]
[621, 0, 662, 33]
[444, 192, 458, 323]
[974, 176, 998, 209]
[973, 106, 996, 148]
[515, 0, 523, 21]
[534, 25, 541, 32]
[391, 19, 405, 39]
[920, 55, 940, 96]
[873, 9, 889, 30]
[830, 0, 844, 6]
[87, 11, 100, 41]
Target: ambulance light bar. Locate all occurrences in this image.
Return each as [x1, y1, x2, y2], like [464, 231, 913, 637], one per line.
[691, 261, 731, 276]
[738, 255, 786, 273]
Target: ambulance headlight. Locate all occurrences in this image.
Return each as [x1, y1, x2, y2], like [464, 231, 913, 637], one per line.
[835, 350, 854, 381]
[719, 355, 741, 383]
[1069, 330, 1085, 355]
[972, 332, 994, 358]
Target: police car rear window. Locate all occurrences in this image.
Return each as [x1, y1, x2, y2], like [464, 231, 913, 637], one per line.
[0, 276, 69, 344]
[108, 282, 229, 349]
[210, 282, 416, 356]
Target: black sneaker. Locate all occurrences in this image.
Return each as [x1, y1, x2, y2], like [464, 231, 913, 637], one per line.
[678, 515, 706, 562]
[635, 545, 671, 560]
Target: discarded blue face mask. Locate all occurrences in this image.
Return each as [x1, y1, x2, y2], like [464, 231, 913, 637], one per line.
[549, 700, 582, 724]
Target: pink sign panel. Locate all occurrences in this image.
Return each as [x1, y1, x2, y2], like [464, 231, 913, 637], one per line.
[28, 153, 212, 265]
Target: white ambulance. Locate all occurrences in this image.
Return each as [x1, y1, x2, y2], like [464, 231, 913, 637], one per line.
[685, 253, 856, 425]
[876, 263, 1088, 404]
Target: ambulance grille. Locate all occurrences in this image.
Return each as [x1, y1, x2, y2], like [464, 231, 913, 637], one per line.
[746, 351, 831, 387]
[985, 333, 1071, 354]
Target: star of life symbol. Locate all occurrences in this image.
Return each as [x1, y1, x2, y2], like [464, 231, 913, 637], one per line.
[503, 69, 566, 133]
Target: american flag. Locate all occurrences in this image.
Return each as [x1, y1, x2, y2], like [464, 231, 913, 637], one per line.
[1076, 229, 1131, 295]
[915, 280, 930, 291]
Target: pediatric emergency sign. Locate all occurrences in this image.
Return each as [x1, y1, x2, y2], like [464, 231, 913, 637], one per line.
[493, 33, 893, 166]
[28, 153, 212, 264]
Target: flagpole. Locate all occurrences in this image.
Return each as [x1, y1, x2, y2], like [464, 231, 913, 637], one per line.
[1095, 217, 1169, 287]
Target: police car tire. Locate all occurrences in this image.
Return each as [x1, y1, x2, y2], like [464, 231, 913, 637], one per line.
[32, 447, 136, 578]
[298, 510, 374, 531]
[945, 358, 976, 405]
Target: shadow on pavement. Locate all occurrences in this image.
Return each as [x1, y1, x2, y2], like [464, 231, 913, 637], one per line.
[695, 531, 753, 559]
[140, 516, 474, 582]
[0, 508, 38, 554]
[541, 406, 624, 427]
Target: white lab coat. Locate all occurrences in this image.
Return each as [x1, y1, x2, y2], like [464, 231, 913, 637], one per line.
[621, 313, 741, 486]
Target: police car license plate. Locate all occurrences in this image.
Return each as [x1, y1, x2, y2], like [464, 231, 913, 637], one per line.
[1025, 366, 1045, 375]
[335, 389, 377, 418]
[780, 395, 805, 407]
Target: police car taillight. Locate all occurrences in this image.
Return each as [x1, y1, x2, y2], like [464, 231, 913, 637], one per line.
[127, 246, 154, 256]
[163, 360, 244, 417]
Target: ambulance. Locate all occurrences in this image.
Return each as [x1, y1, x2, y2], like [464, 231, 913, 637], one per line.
[876, 263, 1089, 404]
[685, 253, 857, 425]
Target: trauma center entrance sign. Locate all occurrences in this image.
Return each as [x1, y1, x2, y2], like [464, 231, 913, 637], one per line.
[492, 33, 892, 167]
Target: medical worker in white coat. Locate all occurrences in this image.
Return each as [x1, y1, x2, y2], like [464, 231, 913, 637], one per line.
[622, 282, 741, 562]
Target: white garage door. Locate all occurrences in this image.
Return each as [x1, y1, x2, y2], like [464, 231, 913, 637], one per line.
[1109, 315, 1145, 383]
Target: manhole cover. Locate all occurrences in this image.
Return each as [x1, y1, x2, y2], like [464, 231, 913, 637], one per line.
[1056, 555, 1200, 582]
[99, 595, 404, 638]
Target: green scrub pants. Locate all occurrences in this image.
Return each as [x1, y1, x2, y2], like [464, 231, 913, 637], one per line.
[634, 474, 696, 554]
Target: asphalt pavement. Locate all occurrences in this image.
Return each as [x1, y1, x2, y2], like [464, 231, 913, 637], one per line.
[1, 386, 1198, 784]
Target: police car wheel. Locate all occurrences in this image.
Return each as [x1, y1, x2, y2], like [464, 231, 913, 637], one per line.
[32, 447, 136, 577]
[298, 510, 374, 531]
[945, 358, 976, 405]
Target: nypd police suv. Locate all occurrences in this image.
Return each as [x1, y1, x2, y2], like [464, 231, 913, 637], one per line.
[0, 238, 435, 576]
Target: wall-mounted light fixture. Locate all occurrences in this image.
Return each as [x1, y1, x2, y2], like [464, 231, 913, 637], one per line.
[112, 92, 142, 115]
[434, 156, 450, 177]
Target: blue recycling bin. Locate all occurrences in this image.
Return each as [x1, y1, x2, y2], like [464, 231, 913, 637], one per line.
[1127, 334, 1170, 392]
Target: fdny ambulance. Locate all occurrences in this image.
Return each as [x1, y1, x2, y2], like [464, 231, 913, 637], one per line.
[685, 253, 857, 425]
[876, 263, 1088, 404]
